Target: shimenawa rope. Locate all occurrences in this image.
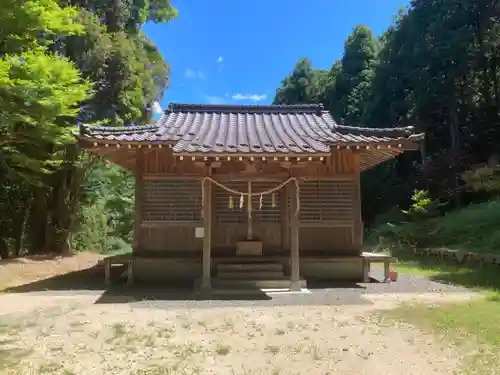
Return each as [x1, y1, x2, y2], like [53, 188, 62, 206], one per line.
[200, 177, 300, 218]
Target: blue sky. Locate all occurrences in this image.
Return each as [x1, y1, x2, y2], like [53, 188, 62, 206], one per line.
[143, 0, 409, 110]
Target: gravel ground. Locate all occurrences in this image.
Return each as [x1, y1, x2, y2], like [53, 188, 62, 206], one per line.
[0, 293, 473, 375]
[0, 261, 480, 375]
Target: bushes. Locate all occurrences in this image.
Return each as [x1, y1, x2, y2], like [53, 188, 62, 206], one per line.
[402, 190, 441, 221]
[368, 189, 441, 248]
[370, 198, 500, 254]
[72, 161, 134, 254]
[72, 200, 131, 254]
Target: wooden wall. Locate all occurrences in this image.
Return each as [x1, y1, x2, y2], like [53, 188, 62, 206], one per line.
[139, 179, 202, 253]
[134, 148, 362, 256]
[297, 180, 358, 254]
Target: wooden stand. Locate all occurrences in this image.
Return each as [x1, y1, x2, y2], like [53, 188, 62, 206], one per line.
[361, 252, 395, 283]
[236, 241, 263, 256]
[104, 255, 134, 285]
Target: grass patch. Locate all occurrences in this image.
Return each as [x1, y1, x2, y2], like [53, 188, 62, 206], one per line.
[368, 199, 500, 374]
[110, 322, 127, 338]
[388, 250, 500, 299]
[374, 249, 500, 374]
[0, 347, 33, 373]
[375, 245, 500, 373]
[380, 300, 500, 374]
[369, 199, 500, 254]
[367, 199, 500, 373]
[214, 343, 231, 356]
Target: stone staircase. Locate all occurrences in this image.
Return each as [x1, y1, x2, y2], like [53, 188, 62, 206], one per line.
[212, 262, 306, 290]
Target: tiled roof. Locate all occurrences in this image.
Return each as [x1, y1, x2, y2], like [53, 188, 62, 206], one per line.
[79, 103, 423, 154]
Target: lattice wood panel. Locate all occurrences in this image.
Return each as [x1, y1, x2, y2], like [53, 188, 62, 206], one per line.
[299, 226, 356, 252]
[142, 180, 202, 222]
[214, 181, 282, 224]
[299, 180, 355, 222]
[139, 226, 201, 251]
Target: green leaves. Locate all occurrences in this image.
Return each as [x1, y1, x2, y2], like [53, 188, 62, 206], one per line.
[0, 0, 83, 53]
[402, 190, 440, 221]
[0, 1, 91, 183]
[63, 3, 171, 126]
[273, 58, 328, 105]
[0, 0, 176, 257]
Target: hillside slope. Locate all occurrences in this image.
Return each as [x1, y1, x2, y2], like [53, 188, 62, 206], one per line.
[369, 200, 500, 254]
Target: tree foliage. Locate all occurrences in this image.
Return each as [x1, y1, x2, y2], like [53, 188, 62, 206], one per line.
[274, 0, 500, 226]
[0, 1, 91, 182]
[0, 0, 176, 259]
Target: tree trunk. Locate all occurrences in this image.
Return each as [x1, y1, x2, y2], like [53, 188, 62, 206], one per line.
[476, 19, 492, 106]
[491, 45, 499, 110]
[0, 238, 9, 259]
[449, 83, 461, 208]
[46, 145, 84, 254]
[29, 186, 49, 253]
[14, 204, 30, 257]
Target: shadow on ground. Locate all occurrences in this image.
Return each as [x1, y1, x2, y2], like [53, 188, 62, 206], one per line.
[95, 286, 274, 304]
[3, 266, 113, 293]
[2, 263, 385, 305]
[2, 265, 274, 302]
[307, 281, 368, 290]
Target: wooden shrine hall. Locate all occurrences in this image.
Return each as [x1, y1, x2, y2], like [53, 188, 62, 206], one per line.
[77, 103, 423, 290]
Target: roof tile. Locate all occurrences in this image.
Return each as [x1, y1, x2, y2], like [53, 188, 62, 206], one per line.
[79, 103, 423, 153]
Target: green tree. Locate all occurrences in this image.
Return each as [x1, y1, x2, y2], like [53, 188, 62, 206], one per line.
[0, 0, 92, 258]
[0, 0, 177, 258]
[273, 58, 317, 105]
[331, 25, 379, 125]
[272, 0, 500, 226]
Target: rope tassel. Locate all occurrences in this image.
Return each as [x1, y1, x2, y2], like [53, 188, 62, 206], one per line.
[199, 176, 299, 215]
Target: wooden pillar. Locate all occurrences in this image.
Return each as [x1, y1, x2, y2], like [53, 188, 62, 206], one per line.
[247, 181, 253, 240]
[290, 180, 300, 291]
[352, 152, 363, 253]
[133, 149, 144, 252]
[201, 176, 212, 290]
[281, 185, 290, 251]
[104, 259, 111, 285]
[130, 149, 144, 285]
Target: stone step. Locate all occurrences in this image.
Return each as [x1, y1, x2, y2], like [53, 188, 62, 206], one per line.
[217, 262, 284, 272]
[217, 270, 285, 280]
[211, 277, 307, 290]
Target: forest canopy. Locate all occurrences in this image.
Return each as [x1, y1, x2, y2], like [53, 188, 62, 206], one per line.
[273, 1, 500, 225]
[2, 0, 499, 258]
[0, 0, 176, 258]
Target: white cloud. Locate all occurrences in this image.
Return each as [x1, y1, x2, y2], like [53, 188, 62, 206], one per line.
[185, 68, 205, 80]
[216, 56, 224, 72]
[151, 101, 163, 115]
[231, 93, 267, 102]
[204, 95, 226, 104]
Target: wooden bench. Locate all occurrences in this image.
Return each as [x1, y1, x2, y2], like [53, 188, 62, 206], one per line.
[103, 254, 134, 285]
[361, 252, 396, 283]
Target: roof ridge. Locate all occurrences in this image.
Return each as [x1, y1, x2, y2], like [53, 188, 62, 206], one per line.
[167, 103, 324, 114]
[80, 123, 159, 136]
[333, 124, 416, 137]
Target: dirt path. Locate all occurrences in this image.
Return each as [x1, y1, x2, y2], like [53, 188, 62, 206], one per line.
[0, 252, 103, 291]
[0, 291, 479, 375]
[0, 253, 482, 374]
